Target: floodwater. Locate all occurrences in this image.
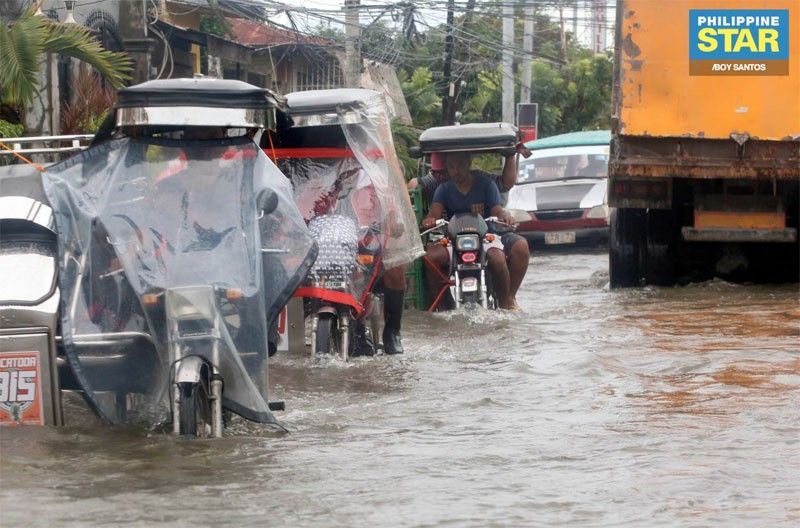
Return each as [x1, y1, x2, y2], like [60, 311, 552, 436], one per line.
[2, 251, 798, 527]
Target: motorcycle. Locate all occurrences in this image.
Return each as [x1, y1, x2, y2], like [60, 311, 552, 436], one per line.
[2, 78, 317, 437]
[267, 88, 423, 360]
[421, 214, 515, 310]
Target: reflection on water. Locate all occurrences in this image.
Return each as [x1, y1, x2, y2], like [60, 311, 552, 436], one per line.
[2, 252, 799, 527]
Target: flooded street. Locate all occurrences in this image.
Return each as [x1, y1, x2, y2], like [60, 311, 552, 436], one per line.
[2, 251, 798, 527]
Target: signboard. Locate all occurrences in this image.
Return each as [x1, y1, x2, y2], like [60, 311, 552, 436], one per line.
[689, 10, 790, 75]
[0, 351, 45, 426]
[517, 103, 539, 143]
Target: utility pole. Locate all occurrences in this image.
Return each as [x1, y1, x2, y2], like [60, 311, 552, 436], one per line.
[441, 0, 455, 124]
[344, 0, 361, 88]
[520, 1, 534, 104]
[558, 1, 567, 61]
[501, 0, 515, 124]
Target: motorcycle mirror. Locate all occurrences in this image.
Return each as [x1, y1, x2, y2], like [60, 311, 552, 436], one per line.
[408, 146, 423, 159]
[257, 189, 279, 216]
[506, 208, 533, 223]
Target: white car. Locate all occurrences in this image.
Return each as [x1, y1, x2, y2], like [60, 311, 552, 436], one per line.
[507, 130, 611, 248]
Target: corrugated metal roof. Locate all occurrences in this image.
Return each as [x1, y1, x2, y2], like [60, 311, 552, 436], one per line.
[526, 130, 611, 150]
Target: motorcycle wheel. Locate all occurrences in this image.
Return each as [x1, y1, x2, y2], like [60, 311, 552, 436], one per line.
[462, 292, 479, 305]
[315, 313, 339, 356]
[178, 381, 211, 437]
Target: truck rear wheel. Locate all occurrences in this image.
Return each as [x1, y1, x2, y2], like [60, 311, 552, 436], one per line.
[609, 208, 644, 288]
[644, 209, 676, 287]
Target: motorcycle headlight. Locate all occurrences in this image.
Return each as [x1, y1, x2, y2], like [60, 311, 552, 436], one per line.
[456, 234, 480, 251]
[586, 204, 609, 219]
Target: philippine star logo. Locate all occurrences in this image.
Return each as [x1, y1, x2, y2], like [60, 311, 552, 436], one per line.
[689, 9, 790, 75]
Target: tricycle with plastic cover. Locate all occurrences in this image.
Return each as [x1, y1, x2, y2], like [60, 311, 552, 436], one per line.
[412, 123, 531, 311]
[22, 78, 317, 437]
[265, 89, 423, 359]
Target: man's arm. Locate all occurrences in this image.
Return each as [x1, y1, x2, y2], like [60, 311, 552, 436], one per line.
[499, 153, 517, 192]
[490, 204, 516, 226]
[422, 202, 445, 229]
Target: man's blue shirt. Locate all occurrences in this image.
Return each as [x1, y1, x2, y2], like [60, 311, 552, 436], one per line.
[431, 174, 502, 219]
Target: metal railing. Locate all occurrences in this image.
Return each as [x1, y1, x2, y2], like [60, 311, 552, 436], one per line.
[0, 134, 95, 156]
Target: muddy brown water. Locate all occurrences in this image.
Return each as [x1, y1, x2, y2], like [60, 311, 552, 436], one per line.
[2, 252, 798, 527]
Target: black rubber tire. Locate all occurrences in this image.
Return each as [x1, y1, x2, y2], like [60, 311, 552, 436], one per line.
[178, 381, 211, 437]
[644, 209, 676, 286]
[315, 313, 338, 355]
[462, 291, 479, 305]
[609, 208, 644, 288]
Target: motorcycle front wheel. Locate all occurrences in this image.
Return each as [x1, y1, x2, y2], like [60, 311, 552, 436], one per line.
[178, 381, 212, 437]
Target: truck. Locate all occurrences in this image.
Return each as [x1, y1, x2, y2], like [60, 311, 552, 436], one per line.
[608, 0, 799, 287]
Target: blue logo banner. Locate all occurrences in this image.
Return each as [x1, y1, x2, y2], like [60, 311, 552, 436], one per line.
[689, 9, 789, 61]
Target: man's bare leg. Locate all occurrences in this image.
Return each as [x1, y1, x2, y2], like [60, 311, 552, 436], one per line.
[507, 237, 530, 307]
[486, 248, 513, 309]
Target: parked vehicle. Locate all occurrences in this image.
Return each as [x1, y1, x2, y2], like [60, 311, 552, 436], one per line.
[0, 164, 63, 427]
[608, 0, 799, 287]
[267, 89, 422, 359]
[1, 78, 317, 437]
[507, 130, 611, 248]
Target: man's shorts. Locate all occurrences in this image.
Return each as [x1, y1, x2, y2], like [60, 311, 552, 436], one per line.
[500, 232, 525, 258]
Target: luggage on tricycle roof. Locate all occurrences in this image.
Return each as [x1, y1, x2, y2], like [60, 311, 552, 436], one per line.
[416, 122, 519, 155]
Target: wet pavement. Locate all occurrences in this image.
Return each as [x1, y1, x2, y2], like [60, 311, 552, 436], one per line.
[1, 251, 798, 527]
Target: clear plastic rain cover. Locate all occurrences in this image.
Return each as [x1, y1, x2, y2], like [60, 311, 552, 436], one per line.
[279, 94, 423, 311]
[43, 137, 316, 426]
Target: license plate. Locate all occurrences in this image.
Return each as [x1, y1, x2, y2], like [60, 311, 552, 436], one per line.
[544, 231, 576, 245]
[461, 277, 479, 292]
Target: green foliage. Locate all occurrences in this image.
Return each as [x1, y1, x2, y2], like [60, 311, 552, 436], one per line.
[0, 7, 131, 106]
[530, 52, 613, 136]
[0, 118, 23, 138]
[400, 67, 440, 128]
[460, 68, 502, 124]
[390, 118, 420, 180]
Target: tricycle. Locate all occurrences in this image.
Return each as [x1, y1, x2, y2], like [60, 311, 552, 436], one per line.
[1, 78, 317, 437]
[265, 88, 423, 359]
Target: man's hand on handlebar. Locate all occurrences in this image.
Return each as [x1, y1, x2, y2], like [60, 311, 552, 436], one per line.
[500, 210, 517, 227]
[421, 216, 439, 230]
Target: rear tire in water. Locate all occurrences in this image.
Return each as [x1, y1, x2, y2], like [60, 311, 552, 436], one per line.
[178, 381, 211, 437]
[609, 208, 644, 288]
[644, 209, 676, 286]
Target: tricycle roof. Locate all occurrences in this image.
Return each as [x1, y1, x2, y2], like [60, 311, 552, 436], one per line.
[117, 78, 284, 109]
[285, 89, 381, 116]
[418, 122, 518, 153]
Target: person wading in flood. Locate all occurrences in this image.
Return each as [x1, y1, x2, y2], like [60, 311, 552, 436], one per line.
[412, 148, 531, 309]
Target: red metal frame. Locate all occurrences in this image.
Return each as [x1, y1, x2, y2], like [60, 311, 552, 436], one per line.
[422, 254, 454, 312]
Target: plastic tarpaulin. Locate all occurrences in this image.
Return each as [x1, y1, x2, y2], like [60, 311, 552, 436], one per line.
[276, 93, 423, 311]
[43, 137, 316, 426]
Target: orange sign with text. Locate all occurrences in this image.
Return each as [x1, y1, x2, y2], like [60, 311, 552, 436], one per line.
[0, 351, 45, 426]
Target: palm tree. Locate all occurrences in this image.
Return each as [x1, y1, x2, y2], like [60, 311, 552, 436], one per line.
[0, 4, 131, 106]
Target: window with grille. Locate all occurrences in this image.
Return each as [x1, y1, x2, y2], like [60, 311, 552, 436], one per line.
[294, 57, 343, 91]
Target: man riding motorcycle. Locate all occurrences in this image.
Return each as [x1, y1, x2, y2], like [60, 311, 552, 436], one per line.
[421, 152, 522, 310]
[412, 144, 530, 309]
